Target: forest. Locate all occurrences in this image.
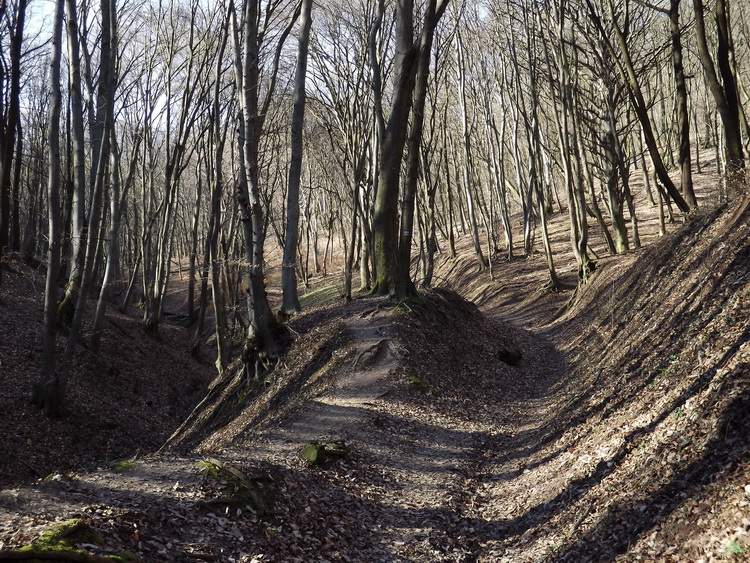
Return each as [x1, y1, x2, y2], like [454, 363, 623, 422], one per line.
[0, 0, 748, 411]
[1, 0, 750, 560]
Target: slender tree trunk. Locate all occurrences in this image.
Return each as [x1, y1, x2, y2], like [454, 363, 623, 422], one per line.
[187, 162, 203, 323]
[89, 137, 128, 355]
[231, 0, 297, 375]
[670, 0, 697, 208]
[31, 0, 65, 417]
[57, 0, 116, 379]
[282, 0, 313, 314]
[57, 0, 87, 327]
[0, 0, 27, 268]
[10, 120, 22, 252]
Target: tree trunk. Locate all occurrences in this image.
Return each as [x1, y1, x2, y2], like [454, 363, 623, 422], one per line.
[282, 0, 313, 314]
[670, 0, 696, 208]
[231, 0, 297, 375]
[456, 27, 488, 272]
[0, 0, 27, 267]
[371, 0, 417, 295]
[31, 0, 65, 417]
[57, 0, 87, 327]
[693, 0, 745, 188]
[89, 136, 129, 355]
[395, 0, 446, 297]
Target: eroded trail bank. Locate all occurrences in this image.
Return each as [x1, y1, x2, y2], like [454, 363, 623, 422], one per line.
[1, 290, 565, 561]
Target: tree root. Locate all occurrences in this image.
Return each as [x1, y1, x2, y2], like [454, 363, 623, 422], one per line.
[358, 299, 391, 318]
[352, 339, 388, 368]
[0, 550, 118, 562]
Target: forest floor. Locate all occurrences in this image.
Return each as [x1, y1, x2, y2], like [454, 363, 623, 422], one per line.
[1, 156, 750, 562]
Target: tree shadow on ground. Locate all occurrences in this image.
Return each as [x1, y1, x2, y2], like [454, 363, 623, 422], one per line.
[545, 381, 750, 562]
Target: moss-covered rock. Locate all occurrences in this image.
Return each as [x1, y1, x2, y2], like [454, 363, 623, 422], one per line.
[2, 518, 139, 561]
[298, 441, 348, 465]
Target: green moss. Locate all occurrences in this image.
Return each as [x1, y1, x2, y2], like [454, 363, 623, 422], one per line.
[7, 519, 140, 561]
[197, 457, 269, 516]
[722, 541, 746, 558]
[11, 518, 103, 557]
[112, 550, 139, 561]
[407, 373, 425, 388]
[36, 519, 102, 548]
[196, 459, 222, 479]
[298, 441, 348, 465]
[110, 460, 137, 472]
[299, 442, 327, 464]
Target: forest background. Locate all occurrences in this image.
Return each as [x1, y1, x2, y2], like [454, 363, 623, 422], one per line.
[0, 0, 748, 416]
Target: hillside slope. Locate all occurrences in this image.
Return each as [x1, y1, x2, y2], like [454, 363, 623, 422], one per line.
[0, 261, 216, 488]
[0, 196, 749, 562]
[438, 197, 750, 561]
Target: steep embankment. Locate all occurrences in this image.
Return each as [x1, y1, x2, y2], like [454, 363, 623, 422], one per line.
[0, 260, 216, 488]
[445, 198, 750, 562]
[545, 198, 750, 562]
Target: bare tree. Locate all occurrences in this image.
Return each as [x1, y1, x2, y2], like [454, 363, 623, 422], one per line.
[586, 0, 691, 213]
[371, 0, 449, 297]
[281, 0, 313, 315]
[0, 0, 27, 283]
[231, 0, 299, 376]
[31, 0, 65, 417]
[693, 0, 745, 187]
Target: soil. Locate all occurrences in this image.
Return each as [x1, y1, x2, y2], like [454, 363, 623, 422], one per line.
[1, 157, 749, 562]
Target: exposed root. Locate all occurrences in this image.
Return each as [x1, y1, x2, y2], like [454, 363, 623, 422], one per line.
[352, 339, 388, 369]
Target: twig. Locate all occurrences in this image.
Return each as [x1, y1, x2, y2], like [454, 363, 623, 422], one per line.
[17, 458, 44, 477]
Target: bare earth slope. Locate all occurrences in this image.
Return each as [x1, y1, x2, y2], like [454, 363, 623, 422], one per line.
[1, 195, 749, 562]
[0, 260, 216, 489]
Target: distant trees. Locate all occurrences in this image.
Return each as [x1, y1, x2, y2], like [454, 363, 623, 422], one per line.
[0, 0, 745, 415]
[0, 0, 27, 270]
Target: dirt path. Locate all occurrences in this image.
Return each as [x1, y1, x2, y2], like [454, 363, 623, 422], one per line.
[0, 290, 569, 561]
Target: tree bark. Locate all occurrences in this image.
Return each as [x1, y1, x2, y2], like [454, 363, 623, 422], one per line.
[31, 0, 65, 417]
[282, 0, 313, 314]
[0, 0, 27, 284]
[395, 0, 447, 297]
[692, 0, 745, 187]
[371, 0, 417, 296]
[57, 0, 87, 326]
[669, 0, 696, 208]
